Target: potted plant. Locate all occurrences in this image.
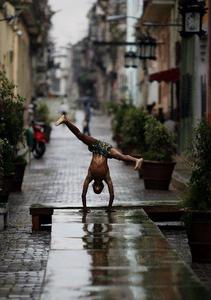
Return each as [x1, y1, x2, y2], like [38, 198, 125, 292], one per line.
[142, 115, 177, 190]
[0, 71, 25, 147]
[120, 106, 147, 155]
[183, 120, 211, 262]
[11, 97, 27, 192]
[118, 107, 147, 178]
[0, 70, 27, 193]
[0, 141, 4, 196]
[11, 155, 27, 192]
[0, 139, 14, 202]
[110, 99, 133, 148]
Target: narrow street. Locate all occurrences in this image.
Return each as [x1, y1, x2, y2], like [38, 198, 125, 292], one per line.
[1, 0, 211, 299]
[0, 111, 210, 300]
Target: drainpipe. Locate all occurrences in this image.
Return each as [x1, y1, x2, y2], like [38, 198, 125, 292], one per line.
[13, 29, 19, 96]
[207, 0, 211, 122]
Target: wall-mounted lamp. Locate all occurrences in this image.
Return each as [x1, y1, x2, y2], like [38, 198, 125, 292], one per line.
[138, 36, 157, 60]
[125, 51, 138, 68]
[94, 35, 157, 68]
[179, 0, 207, 37]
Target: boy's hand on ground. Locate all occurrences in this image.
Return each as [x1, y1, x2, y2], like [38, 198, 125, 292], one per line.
[79, 208, 91, 213]
[84, 208, 91, 213]
[105, 207, 115, 213]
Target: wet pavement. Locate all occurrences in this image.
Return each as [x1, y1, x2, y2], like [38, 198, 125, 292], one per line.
[41, 209, 210, 300]
[0, 110, 210, 299]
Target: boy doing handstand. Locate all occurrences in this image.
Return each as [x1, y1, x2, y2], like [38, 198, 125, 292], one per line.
[55, 115, 143, 212]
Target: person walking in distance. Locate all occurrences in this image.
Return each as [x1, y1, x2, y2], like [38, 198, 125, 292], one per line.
[83, 100, 91, 135]
[59, 96, 69, 117]
[55, 114, 143, 212]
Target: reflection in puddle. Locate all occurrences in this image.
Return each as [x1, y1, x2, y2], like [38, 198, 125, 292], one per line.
[81, 212, 147, 299]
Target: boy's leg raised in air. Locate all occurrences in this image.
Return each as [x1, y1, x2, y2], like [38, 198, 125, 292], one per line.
[109, 148, 143, 170]
[55, 115, 96, 146]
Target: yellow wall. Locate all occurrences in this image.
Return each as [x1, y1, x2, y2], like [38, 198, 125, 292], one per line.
[0, 8, 32, 124]
[0, 11, 14, 79]
[16, 22, 32, 102]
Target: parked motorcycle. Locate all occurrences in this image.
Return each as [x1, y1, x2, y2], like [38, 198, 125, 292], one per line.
[32, 122, 47, 159]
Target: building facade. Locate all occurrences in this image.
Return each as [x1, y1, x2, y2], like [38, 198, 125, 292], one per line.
[139, 0, 209, 151]
[0, 0, 52, 123]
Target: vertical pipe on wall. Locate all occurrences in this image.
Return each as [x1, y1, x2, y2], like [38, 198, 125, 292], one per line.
[13, 33, 18, 96]
[207, 0, 211, 122]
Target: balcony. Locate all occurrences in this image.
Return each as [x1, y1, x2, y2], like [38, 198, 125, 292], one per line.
[142, 0, 175, 23]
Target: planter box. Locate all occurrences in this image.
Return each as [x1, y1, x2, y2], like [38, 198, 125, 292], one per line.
[30, 206, 54, 231]
[0, 203, 9, 230]
[11, 161, 27, 192]
[142, 160, 176, 190]
[186, 211, 211, 262]
[144, 205, 184, 222]
[0, 174, 14, 202]
[0, 191, 9, 202]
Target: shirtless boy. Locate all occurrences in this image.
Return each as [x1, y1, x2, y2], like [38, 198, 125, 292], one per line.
[55, 115, 143, 212]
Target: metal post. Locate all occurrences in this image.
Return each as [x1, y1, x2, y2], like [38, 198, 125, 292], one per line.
[207, 0, 211, 122]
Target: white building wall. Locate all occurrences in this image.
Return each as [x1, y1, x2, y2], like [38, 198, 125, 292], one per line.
[50, 47, 71, 96]
[148, 81, 159, 105]
[126, 0, 143, 106]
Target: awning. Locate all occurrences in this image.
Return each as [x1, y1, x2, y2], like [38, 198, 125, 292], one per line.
[149, 68, 180, 83]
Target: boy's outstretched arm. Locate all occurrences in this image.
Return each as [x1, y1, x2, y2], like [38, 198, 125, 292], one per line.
[55, 115, 96, 146]
[105, 174, 114, 212]
[109, 148, 143, 170]
[81, 173, 92, 212]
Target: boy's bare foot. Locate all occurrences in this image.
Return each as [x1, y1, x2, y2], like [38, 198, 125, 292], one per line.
[55, 115, 66, 126]
[134, 158, 143, 170]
